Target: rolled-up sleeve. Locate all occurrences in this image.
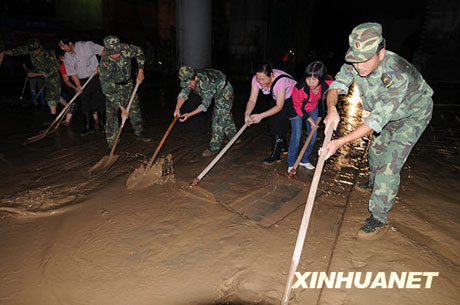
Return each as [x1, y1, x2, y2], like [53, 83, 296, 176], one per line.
[198, 97, 212, 112]
[178, 87, 191, 100]
[129, 45, 145, 69]
[11, 45, 29, 56]
[330, 64, 354, 95]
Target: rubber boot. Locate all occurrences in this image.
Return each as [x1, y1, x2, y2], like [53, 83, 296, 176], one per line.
[279, 135, 288, 154]
[44, 113, 57, 126]
[50, 113, 57, 125]
[264, 136, 283, 164]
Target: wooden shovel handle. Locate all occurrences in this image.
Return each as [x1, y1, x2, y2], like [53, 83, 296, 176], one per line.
[194, 123, 248, 184]
[290, 116, 322, 175]
[109, 81, 140, 156]
[53, 71, 99, 128]
[280, 123, 334, 305]
[144, 115, 179, 173]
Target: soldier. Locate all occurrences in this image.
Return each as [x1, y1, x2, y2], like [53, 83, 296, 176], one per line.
[0, 39, 62, 120]
[174, 66, 237, 157]
[322, 22, 433, 237]
[99, 35, 150, 152]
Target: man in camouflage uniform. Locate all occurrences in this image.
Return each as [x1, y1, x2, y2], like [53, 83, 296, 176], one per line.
[323, 23, 433, 237]
[174, 66, 237, 157]
[99, 35, 150, 151]
[0, 39, 61, 119]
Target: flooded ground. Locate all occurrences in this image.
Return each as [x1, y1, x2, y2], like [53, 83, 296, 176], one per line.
[0, 78, 459, 305]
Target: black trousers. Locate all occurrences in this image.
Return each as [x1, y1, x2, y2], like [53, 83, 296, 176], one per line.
[267, 97, 290, 136]
[79, 76, 105, 115]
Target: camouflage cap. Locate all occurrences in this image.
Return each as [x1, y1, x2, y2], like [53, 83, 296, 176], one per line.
[345, 22, 383, 63]
[28, 38, 41, 51]
[103, 35, 121, 55]
[178, 65, 195, 88]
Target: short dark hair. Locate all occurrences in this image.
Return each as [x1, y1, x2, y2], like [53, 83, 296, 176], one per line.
[376, 38, 386, 54]
[304, 61, 327, 83]
[57, 34, 74, 45]
[255, 62, 273, 77]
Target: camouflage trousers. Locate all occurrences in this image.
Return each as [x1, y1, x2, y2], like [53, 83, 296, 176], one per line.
[209, 84, 237, 151]
[367, 100, 433, 223]
[44, 73, 61, 107]
[104, 82, 143, 148]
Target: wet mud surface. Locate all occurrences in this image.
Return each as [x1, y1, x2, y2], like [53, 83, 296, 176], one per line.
[0, 81, 459, 305]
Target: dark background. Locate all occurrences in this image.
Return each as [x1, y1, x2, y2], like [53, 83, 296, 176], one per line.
[1, 0, 459, 103]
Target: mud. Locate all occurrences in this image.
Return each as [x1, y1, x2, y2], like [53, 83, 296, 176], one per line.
[126, 153, 175, 191]
[0, 82, 459, 305]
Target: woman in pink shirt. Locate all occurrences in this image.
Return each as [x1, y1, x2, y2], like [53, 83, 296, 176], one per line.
[287, 61, 333, 173]
[244, 63, 297, 163]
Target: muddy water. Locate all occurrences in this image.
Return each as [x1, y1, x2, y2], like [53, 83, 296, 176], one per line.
[0, 80, 459, 305]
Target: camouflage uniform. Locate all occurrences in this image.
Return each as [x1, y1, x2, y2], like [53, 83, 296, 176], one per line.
[178, 66, 236, 151]
[10, 39, 60, 107]
[99, 36, 145, 148]
[330, 23, 434, 224]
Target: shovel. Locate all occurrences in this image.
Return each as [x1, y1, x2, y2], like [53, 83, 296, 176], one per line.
[88, 81, 140, 174]
[25, 71, 98, 144]
[276, 116, 322, 183]
[190, 122, 248, 187]
[126, 115, 179, 190]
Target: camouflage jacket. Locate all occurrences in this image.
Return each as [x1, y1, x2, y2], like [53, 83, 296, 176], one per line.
[11, 45, 59, 77]
[330, 50, 433, 133]
[99, 43, 145, 96]
[178, 69, 228, 112]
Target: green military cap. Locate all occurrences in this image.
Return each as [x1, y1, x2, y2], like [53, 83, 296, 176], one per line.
[345, 22, 383, 63]
[103, 35, 121, 55]
[178, 65, 195, 88]
[28, 38, 41, 51]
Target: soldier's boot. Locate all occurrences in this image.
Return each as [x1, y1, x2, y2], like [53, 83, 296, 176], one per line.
[264, 135, 283, 164]
[356, 180, 373, 192]
[202, 148, 219, 157]
[134, 132, 152, 143]
[357, 215, 388, 239]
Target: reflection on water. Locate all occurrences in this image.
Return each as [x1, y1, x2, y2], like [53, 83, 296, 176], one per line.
[322, 82, 371, 186]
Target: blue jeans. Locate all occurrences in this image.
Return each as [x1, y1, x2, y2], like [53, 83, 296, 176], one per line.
[287, 107, 318, 167]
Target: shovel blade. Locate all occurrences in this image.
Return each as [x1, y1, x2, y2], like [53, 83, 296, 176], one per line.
[176, 180, 217, 204]
[88, 154, 120, 174]
[274, 171, 309, 184]
[25, 130, 48, 144]
[126, 154, 175, 191]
